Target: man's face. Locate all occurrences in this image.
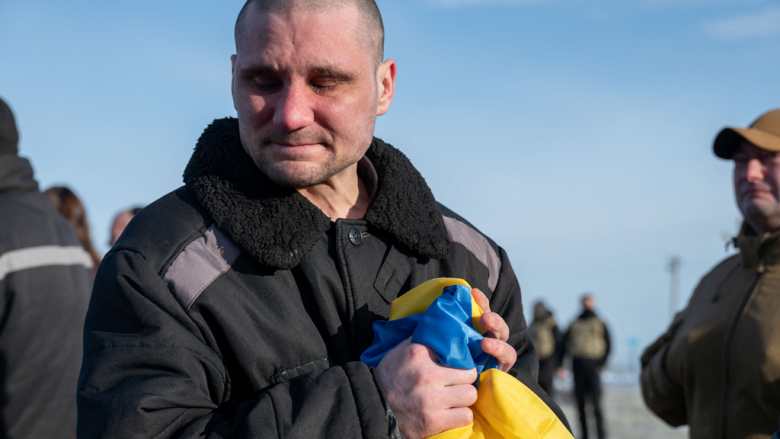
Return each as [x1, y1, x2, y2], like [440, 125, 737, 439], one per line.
[582, 297, 595, 311]
[109, 211, 134, 246]
[231, 4, 395, 188]
[733, 141, 780, 234]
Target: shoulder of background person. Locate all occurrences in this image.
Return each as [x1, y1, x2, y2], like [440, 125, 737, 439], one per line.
[0, 188, 83, 255]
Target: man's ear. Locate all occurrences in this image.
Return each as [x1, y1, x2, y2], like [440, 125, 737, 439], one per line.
[231, 54, 238, 111]
[376, 58, 396, 117]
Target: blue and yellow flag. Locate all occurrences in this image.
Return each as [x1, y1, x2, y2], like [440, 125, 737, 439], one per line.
[361, 278, 573, 439]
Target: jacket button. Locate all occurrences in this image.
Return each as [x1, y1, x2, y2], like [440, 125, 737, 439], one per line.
[348, 227, 363, 246]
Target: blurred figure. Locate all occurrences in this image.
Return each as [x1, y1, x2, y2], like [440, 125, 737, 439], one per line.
[562, 294, 611, 439]
[108, 206, 143, 246]
[44, 186, 102, 269]
[642, 109, 780, 439]
[0, 97, 92, 438]
[529, 301, 562, 397]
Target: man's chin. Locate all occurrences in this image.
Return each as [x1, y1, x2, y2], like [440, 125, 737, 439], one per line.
[259, 162, 336, 189]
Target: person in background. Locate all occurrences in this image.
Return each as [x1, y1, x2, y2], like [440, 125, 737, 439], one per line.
[641, 109, 780, 439]
[44, 186, 102, 270]
[561, 294, 611, 439]
[0, 97, 93, 438]
[108, 206, 143, 246]
[529, 301, 562, 397]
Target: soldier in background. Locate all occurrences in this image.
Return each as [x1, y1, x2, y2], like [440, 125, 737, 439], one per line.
[561, 294, 611, 439]
[641, 109, 780, 439]
[529, 301, 562, 397]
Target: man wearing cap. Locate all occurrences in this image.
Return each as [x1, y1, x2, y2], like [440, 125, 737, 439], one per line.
[641, 109, 780, 439]
[0, 97, 93, 438]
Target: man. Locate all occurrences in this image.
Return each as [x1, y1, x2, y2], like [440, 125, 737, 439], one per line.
[529, 301, 562, 397]
[562, 294, 611, 439]
[76, 1, 568, 438]
[108, 206, 143, 246]
[641, 108, 780, 439]
[0, 98, 93, 438]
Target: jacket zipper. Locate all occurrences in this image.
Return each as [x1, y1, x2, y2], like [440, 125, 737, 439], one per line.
[719, 273, 762, 439]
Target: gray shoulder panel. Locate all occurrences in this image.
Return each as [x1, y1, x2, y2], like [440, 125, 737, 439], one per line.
[441, 215, 502, 292]
[162, 225, 241, 311]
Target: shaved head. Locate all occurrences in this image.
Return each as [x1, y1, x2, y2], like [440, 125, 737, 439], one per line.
[235, 0, 384, 67]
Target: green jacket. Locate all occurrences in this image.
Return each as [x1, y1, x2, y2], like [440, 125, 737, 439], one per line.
[641, 224, 780, 439]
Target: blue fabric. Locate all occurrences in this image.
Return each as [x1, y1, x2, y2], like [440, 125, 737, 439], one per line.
[361, 284, 498, 377]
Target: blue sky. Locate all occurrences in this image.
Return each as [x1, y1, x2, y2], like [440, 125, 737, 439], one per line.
[1, 0, 778, 369]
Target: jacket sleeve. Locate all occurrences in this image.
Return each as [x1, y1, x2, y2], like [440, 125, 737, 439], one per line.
[558, 328, 569, 368]
[640, 314, 687, 427]
[487, 246, 571, 432]
[597, 321, 611, 369]
[77, 249, 398, 439]
[552, 324, 564, 369]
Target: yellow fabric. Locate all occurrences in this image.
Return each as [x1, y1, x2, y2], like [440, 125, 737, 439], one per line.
[429, 369, 573, 439]
[390, 278, 573, 439]
[389, 277, 486, 334]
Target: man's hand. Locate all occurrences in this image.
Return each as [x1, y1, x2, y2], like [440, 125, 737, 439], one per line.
[376, 338, 478, 439]
[471, 288, 517, 372]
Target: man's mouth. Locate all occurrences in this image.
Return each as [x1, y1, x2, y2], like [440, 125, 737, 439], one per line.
[742, 185, 773, 198]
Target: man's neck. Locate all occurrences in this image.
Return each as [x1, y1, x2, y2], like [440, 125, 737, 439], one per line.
[297, 162, 370, 221]
[745, 218, 780, 237]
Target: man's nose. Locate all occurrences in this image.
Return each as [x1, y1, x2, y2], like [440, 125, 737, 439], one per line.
[745, 158, 765, 182]
[273, 82, 315, 131]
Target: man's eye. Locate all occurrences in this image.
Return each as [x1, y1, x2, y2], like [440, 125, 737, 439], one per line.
[253, 77, 282, 92]
[311, 78, 339, 90]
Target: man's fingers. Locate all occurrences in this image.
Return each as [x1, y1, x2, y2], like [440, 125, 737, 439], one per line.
[440, 383, 479, 408]
[440, 365, 478, 386]
[481, 338, 517, 372]
[428, 407, 474, 437]
[471, 288, 491, 313]
[480, 311, 509, 342]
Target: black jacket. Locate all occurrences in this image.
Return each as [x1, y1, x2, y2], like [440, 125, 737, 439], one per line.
[77, 118, 568, 438]
[0, 154, 93, 438]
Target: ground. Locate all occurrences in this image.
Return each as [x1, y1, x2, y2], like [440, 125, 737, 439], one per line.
[555, 386, 688, 439]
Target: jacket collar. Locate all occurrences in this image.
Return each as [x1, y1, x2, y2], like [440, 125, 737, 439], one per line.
[0, 155, 38, 193]
[183, 118, 450, 270]
[734, 222, 780, 271]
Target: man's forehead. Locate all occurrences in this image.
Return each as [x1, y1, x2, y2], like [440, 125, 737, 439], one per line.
[735, 140, 769, 154]
[238, 2, 365, 52]
[236, 7, 372, 76]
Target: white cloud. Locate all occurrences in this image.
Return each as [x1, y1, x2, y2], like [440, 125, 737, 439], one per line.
[703, 6, 780, 40]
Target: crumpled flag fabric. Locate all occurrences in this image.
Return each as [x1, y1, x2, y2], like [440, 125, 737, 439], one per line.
[361, 278, 573, 439]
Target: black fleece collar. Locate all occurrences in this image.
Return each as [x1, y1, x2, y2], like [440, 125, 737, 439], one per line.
[183, 118, 450, 270]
